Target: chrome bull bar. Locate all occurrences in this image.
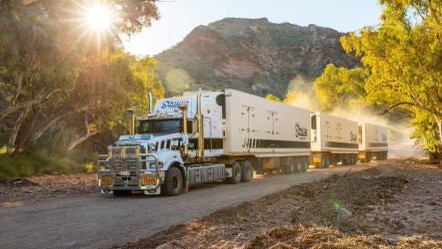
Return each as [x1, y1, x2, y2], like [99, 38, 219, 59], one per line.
[97, 146, 160, 193]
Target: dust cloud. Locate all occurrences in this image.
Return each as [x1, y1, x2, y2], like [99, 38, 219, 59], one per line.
[283, 75, 318, 111]
[282, 76, 427, 160]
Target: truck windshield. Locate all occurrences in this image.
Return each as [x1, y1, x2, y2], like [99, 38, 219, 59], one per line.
[137, 119, 181, 134]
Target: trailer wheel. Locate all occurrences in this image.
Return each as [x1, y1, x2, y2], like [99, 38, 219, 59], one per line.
[301, 157, 309, 172]
[296, 158, 305, 173]
[321, 155, 330, 168]
[352, 155, 358, 164]
[161, 167, 183, 196]
[288, 161, 296, 174]
[287, 158, 300, 174]
[228, 161, 242, 184]
[241, 160, 253, 182]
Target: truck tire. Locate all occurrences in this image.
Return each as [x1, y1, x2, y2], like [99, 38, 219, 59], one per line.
[228, 161, 242, 184]
[285, 163, 295, 174]
[241, 160, 253, 182]
[321, 155, 330, 168]
[301, 157, 309, 172]
[296, 158, 304, 173]
[161, 167, 183, 196]
[352, 155, 358, 164]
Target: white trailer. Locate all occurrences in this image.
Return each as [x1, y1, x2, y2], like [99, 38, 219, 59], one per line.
[223, 89, 311, 174]
[98, 89, 312, 196]
[310, 112, 359, 168]
[358, 123, 389, 162]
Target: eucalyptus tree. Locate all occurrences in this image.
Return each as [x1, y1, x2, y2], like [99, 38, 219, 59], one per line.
[313, 64, 368, 112]
[0, 0, 162, 154]
[318, 0, 442, 156]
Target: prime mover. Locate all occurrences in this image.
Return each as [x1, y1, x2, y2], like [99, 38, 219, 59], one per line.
[97, 89, 312, 196]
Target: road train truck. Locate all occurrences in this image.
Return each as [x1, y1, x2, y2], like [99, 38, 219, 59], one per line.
[310, 112, 359, 168]
[97, 89, 312, 196]
[358, 122, 389, 162]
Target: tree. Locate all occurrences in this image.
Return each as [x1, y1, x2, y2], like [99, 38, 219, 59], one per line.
[46, 50, 164, 152]
[313, 64, 368, 112]
[265, 94, 282, 102]
[0, 0, 162, 154]
[410, 111, 441, 158]
[340, 0, 442, 156]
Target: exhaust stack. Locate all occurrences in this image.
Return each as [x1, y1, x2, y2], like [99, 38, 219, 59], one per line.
[148, 92, 153, 114]
[197, 89, 204, 157]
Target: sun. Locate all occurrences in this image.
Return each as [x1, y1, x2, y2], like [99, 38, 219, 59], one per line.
[83, 3, 114, 32]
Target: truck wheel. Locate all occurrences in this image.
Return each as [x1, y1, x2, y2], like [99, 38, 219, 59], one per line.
[161, 167, 183, 196]
[352, 155, 358, 164]
[241, 160, 253, 182]
[321, 155, 329, 168]
[296, 158, 304, 173]
[301, 157, 309, 172]
[228, 161, 242, 184]
[286, 162, 295, 174]
[286, 158, 298, 174]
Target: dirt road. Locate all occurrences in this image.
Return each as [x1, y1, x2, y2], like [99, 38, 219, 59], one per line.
[0, 165, 372, 249]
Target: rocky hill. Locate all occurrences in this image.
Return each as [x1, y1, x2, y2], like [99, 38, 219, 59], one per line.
[154, 18, 360, 98]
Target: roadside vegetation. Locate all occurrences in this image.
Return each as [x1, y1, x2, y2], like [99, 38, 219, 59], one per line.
[313, 1, 442, 159]
[0, 149, 96, 177]
[0, 0, 163, 176]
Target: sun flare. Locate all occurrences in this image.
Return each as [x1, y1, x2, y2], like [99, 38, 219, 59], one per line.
[83, 3, 114, 32]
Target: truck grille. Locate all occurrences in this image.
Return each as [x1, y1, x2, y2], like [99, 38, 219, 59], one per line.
[99, 145, 159, 189]
[110, 159, 139, 173]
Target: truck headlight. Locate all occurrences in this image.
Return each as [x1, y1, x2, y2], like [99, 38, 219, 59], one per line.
[148, 143, 156, 152]
[149, 161, 164, 169]
[99, 161, 110, 170]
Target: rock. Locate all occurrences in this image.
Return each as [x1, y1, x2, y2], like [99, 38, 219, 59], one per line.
[338, 208, 352, 219]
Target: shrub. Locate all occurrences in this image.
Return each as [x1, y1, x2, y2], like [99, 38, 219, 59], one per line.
[0, 149, 98, 177]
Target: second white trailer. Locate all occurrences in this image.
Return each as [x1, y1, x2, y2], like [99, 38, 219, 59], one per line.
[310, 112, 359, 168]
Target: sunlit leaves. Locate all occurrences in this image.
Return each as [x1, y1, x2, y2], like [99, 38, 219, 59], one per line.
[0, 0, 162, 154]
[313, 64, 368, 112]
[342, 0, 442, 154]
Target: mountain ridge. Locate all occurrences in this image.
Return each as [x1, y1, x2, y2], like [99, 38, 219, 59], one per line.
[154, 17, 360, 98]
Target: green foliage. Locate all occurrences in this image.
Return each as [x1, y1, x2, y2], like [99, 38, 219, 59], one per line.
[410, 111, 441, 154]
[313, 64, 368, 112]
[0, 1, 163, 156]
[131, 57, 165, 114]
[0, 149, 97, 177]
[265, 94, 282, 102]
[339, 0, 442, 155]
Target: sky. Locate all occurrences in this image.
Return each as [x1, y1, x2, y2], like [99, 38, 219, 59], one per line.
[123, 0, 383, 57]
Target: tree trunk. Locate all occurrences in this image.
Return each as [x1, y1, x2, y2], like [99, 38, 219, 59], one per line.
[8, 108, 30, 155]
[437, 120, 442, 165]
[66, 131, 99, 151]
[66, 116, 99, 151]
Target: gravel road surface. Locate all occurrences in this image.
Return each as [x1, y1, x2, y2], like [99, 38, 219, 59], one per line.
[0, 165, 372, 249]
